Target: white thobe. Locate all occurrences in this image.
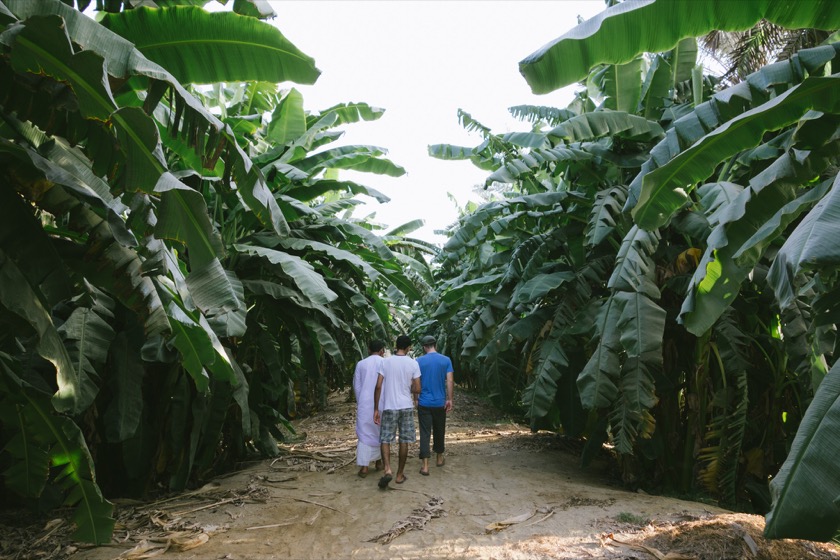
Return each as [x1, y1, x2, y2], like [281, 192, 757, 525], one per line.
[353, 354, 383, 460]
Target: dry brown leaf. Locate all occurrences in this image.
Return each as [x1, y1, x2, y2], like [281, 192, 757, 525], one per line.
[169, 532, 209, 551]
[731, 522, 758, 556]
[524, 509, 555, 527]
[742, 532, 759, 556]
[246, 518, 300, 531]
[368, 497, 445, 544]
[33, 519, 66, 545]
[485, 510, 536, 533]
[149, 512, 169, 529]
[609, 535, 697, 560]
[117, 540, 169, 559]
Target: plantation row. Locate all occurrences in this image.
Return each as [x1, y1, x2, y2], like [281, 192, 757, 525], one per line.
[1, 0, 840, 547]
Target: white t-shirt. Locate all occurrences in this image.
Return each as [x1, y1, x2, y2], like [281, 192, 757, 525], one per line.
[379, 355, 420, 411]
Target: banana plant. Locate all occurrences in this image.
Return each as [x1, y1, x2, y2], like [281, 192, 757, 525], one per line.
[0, 0, 427, 544]
[429, 24, 830, 514]
[426, 110, 627, 425]
[514, 0, 840, 539]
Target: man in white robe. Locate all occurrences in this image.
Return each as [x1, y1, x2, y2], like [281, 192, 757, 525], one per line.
[353, 340, 385, 477]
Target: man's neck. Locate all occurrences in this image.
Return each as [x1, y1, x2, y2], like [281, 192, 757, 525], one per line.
[395, 350, 409, 356]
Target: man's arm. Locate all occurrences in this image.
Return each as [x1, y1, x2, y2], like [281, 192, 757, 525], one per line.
[373, 373, 384, 425]
[445, 371, 454, 413]
[411, 361, 422, 400]
[352, 364, 362, 401]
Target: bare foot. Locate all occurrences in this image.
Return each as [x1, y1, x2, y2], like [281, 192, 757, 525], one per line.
[358, 467, 369, 478]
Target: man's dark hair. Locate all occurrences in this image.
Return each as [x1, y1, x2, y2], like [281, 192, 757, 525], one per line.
[395, 334, 412, 350]
[368, 339, 385, 354]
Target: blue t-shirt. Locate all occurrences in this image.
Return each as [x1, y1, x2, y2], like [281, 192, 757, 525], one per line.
[417, 352, 454, 408]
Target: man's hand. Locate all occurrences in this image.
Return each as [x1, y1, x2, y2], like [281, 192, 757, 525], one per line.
[374, 410, 381, 425]
[445, 373, 454, 414]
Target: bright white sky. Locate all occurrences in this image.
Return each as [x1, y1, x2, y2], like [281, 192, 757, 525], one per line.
[269, 1, 605, 243]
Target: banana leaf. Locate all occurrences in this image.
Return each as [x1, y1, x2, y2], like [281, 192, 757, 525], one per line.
[508, 104, 577, 126]
[682, 142, 840, 335]
[315, 101, 386, 125]
[523, 328, 569, 424]
[550, 111, 664, 143]
[633, 74, 840, 230]
[519, 0, 840, 94]
[267, 88, 306, 146]
[3, 0, 289, 236]
[235, 245, 338, 305]
[98, 6, 320, 85]
[577, 296, 625, 409]
[592, 59, 642, 113]
[767, 172, 840, 309]
[0, 380, 114, 543]
[765, 358, 840, 541]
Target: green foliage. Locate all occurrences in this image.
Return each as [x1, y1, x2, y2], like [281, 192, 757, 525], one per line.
[0, 0, 428, 545]
[98, 7, 321, 85]
[518, 0, 840, 94]
[426, 6, 840, 540]
[615, 511, 649, 525]
[0, 359, 114, 544]
[765, 359, 840, 541]
[4, 0, 840, 547]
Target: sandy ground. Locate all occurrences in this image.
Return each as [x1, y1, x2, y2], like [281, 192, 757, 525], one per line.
[12, 390, 840, 560]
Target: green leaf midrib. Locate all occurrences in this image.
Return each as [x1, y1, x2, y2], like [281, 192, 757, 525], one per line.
[26, 392, 104, 542]
[19, 35, 165, 182]
[172, 190, 217, 265]
[15, 407, 36, 496]
[74, 309, 89, 383]
[139, 38, 313, 64]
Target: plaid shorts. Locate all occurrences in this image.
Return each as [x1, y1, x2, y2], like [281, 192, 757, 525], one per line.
[379, 408, 415, 443]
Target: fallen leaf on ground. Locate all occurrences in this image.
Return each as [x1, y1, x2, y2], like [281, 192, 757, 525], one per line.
[609, 535, 697, 559]
[368, 497, 445, 545]
[485, 510, 536, 533]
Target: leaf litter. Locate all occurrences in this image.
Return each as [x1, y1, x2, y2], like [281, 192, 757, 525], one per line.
[366, 496, 446, 545]
[4, 391, 840, 559]
[601, 512, 840, 560]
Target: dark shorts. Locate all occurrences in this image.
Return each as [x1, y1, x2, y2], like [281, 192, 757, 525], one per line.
[379, 408, 415, 443]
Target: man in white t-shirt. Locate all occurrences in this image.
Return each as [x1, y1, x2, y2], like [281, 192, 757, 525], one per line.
[373, 335, 421, 489]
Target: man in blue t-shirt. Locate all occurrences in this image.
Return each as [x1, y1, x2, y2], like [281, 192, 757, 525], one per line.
[416, 335, 454, 476]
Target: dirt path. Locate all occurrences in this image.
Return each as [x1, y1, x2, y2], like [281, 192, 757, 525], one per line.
[18, 390, 840, 560]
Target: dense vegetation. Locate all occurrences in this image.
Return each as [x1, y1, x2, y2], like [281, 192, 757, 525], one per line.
[2, 0, 840, 547]
[422, 0, 840, 543]
[0, 0, 431, 544]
